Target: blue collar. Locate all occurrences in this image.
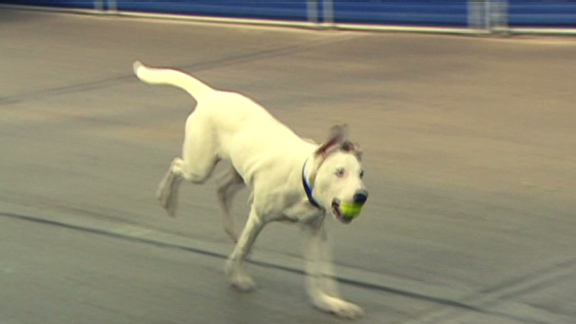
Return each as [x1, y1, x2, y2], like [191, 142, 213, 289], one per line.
[302, 158, 321, 208]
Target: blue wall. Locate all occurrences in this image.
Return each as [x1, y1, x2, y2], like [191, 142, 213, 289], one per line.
[0, 0, 95, 10]
[509, 2, 576, 28]
[2, 1, 576, 29]
[332, 1, 468, 27]
[115, 1, 309, 22]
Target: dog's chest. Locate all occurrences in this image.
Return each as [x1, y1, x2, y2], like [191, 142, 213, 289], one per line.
[280, 201, 325, 223]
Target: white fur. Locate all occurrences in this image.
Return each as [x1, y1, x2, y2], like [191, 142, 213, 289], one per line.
[134, 61, 367, 319]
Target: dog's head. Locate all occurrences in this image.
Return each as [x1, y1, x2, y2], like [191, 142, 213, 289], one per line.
[310, 125, 368, 224]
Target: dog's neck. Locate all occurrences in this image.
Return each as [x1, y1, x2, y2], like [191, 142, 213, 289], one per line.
[302, 157, 322, 209]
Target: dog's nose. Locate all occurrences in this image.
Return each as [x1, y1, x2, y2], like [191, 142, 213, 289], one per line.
[353, 189, 369, 204]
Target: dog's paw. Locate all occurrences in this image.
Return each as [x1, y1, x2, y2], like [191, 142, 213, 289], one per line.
[232, 276, 256, 291]
[230, 274, 256, 292]
[225, 262, 256, 292]
[312, 294, 364, 319]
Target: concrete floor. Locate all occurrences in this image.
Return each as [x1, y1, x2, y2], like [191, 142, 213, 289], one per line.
[1, 7, 575, 324]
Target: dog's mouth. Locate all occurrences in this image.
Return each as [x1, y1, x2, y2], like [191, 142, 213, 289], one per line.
[332, 199, 353, 224]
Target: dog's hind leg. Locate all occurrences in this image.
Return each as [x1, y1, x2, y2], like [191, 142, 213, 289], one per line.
[157, 114, 220, 216]
[157, 155, 218, 216]
[216, 167, 245, 243]
[156, 157, 184, 216]
[225, 206, 266, 291]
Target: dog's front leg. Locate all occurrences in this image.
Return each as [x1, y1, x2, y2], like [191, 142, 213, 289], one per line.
[301, 221, 364, 319]
[225, 207, 265, 291]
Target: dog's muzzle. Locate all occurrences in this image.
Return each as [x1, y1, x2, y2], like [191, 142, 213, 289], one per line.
[332, 189, 369, 224]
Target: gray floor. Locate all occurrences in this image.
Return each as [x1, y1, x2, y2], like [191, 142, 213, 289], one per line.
[1, 8, 575, 324]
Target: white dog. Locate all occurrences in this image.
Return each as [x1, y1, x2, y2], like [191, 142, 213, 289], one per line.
[133, 61, 369, 319]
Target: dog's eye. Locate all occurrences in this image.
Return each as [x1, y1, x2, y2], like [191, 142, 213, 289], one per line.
[335, 168, 346, 178]
[360, 170, 365, 178]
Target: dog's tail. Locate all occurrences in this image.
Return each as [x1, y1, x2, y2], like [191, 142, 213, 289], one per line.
[133, 61, 214, 99]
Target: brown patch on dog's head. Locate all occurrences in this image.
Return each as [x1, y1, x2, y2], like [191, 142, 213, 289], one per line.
[341, 140, 363, 161]
[315, 124, 347, 157]
[315, 124, 362, 161]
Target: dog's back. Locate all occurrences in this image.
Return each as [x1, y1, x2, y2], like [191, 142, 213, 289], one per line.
[134, 61, 313, 186]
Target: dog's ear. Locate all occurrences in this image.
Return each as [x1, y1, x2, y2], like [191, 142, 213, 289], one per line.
[315, 124, 348, 158]
[341, 140, 363, 160]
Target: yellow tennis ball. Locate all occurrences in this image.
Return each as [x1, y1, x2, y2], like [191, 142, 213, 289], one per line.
[340, 203, 364, 220]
